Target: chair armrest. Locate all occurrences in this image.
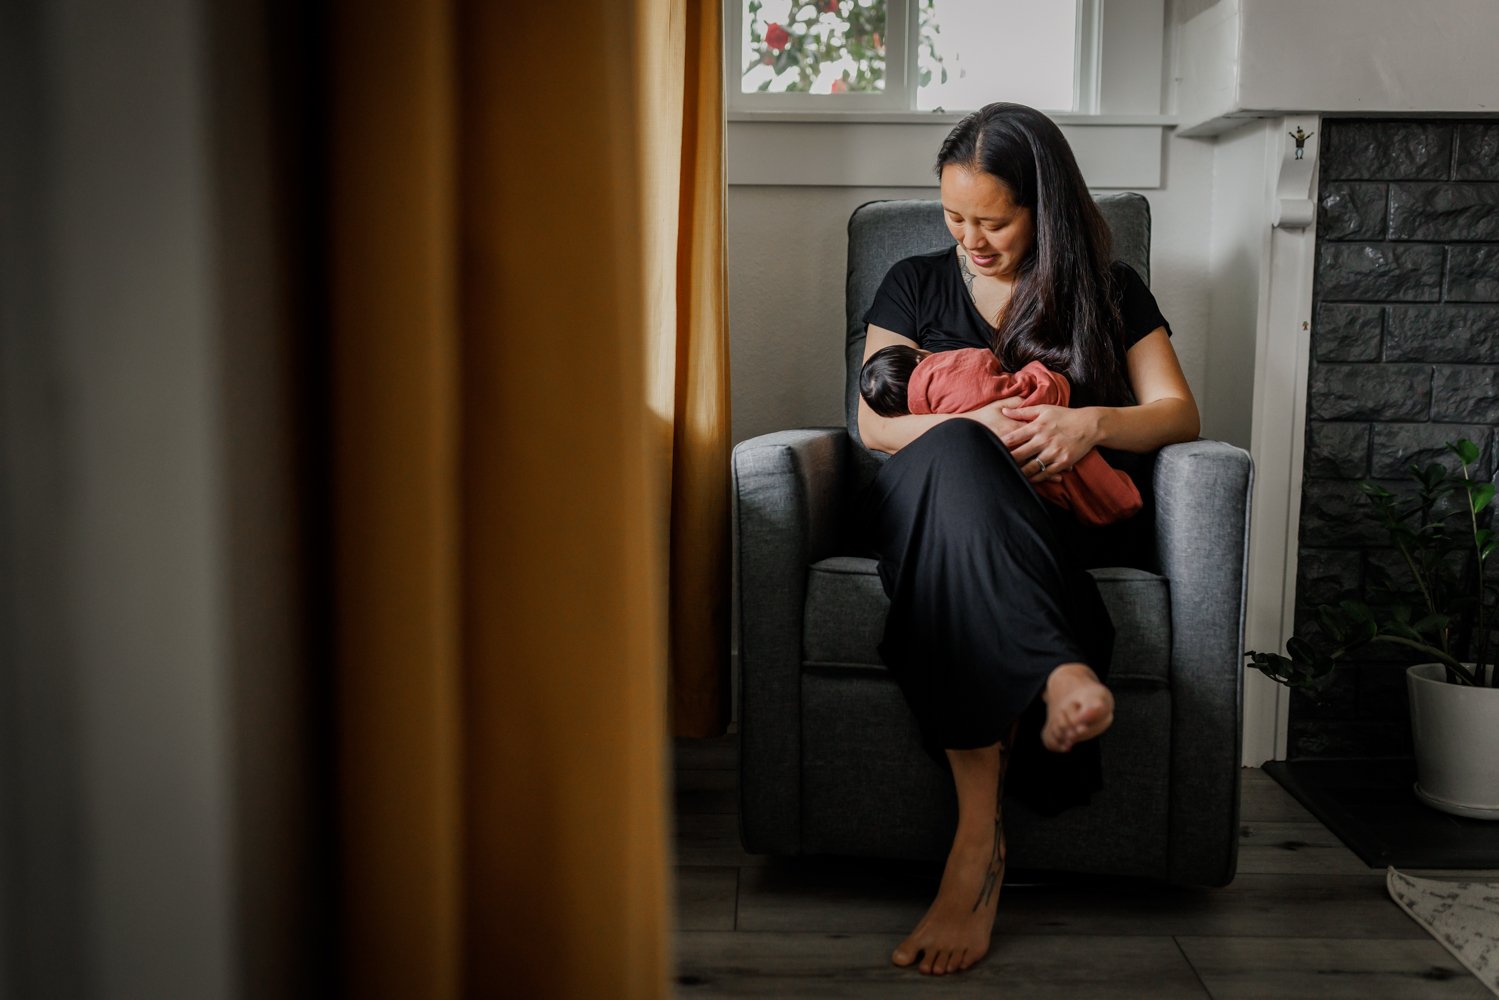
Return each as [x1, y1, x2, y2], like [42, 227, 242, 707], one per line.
[732, 427, 850, 853]
[1153, 438, 1254, 886]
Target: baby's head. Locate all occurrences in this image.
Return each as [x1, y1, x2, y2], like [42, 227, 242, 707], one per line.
[859, 344, 932, 417]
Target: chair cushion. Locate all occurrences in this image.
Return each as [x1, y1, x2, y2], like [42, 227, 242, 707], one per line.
[803, 556, 1170, 687]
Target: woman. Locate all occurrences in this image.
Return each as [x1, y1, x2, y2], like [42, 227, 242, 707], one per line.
[856, 103, 1199, 977]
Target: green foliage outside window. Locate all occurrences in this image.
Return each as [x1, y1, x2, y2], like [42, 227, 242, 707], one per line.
[742, 0, 948, 96]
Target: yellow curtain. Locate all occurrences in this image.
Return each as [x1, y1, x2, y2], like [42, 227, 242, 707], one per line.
[637, 2, 733, 739]
[330, 0, 727, 996]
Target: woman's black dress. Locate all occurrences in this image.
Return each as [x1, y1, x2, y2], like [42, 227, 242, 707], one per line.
[857, 248, 1173, 818]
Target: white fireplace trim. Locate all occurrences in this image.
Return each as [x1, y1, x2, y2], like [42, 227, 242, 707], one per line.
[1241, 115, 1321, 765]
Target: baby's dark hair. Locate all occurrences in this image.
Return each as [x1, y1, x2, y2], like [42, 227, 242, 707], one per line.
[859, 345, 928, 417]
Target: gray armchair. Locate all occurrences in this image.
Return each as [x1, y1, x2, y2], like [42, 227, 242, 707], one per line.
[731, 195, 1254, 888]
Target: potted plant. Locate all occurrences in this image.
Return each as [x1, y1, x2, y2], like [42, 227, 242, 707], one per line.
[1246, 438, 1499, 818]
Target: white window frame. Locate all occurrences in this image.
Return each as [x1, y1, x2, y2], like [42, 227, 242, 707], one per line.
[725, 0, 1103, 119]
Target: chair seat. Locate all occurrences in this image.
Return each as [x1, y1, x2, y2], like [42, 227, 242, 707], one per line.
[802, 555, 1171, 687]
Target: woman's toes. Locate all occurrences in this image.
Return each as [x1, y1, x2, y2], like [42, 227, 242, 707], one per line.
[892, 943, 917, 967]
[1071, 704, 1100, 736]
[1043, 683, 1114, 752]
[1077, 701, 1114, 738]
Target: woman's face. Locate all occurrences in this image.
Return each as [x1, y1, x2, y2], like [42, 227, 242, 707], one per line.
[939, 165, 1035, 280]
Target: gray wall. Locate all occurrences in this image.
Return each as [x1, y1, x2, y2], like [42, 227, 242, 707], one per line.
[0, 0, 325, 996]
[1293, 118, 1499, 757]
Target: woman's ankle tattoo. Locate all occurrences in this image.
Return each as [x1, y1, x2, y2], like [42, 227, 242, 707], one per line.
[972, 808, 1005, 912]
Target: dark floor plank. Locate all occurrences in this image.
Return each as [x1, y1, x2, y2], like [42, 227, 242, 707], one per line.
[673, 768, 738, 816]
[1240, 766, 1318, 822]
[673, 734, 739, 772]
[672, 813, 772, 868]
[735, 861, 1427, 940]
[1238, 820, 1374, 875]
[675, 867, 739, 932]
[1175, 935, 1493, 999]
[674, 931, 1211, 998]
[1396, 868, 1499, 881]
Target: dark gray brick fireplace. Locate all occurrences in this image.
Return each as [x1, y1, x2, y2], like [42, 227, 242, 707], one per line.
[1292, 118, 1499, 758]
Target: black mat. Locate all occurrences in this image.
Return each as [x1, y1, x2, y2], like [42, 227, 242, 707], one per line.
[1263, 757, 1499, 869]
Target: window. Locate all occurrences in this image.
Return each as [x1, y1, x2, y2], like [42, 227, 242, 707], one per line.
[728, 0, 1099, 115]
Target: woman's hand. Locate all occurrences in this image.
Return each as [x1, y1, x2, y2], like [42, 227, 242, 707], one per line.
[998, 404, 1102, 483]
[956, 396, 1028, 444]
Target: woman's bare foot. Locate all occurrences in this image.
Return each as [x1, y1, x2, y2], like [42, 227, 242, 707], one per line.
[1041, 662, 1114, 752]
[891, 810, 1007, 975]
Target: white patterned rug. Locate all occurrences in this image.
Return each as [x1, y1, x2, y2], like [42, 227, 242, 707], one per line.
[1387, 866, 1499, 996]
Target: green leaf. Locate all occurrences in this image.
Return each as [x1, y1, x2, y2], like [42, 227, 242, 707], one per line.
[1412, 613, 1451, 635]
[1449, 438, 1480, 466]
[1472, 483, 1495, 515]
[1381, 620, 1423, 642]
[1415, 521, 1451, 542]
[1245, 650, 1291, 683]
[1284, 636, 1318, 663]
[1246, 649, 1333, 689]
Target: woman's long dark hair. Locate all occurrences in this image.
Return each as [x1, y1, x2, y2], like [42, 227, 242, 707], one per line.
[935, 102, 1134, 405]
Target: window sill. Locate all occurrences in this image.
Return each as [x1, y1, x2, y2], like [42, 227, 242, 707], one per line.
[727, 110, 1178, 127]
[726, 117, 1171, 189]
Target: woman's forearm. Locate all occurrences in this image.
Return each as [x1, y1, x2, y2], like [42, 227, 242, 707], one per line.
[858, 407, 960, 455]
[1086, 397, 1200, 453]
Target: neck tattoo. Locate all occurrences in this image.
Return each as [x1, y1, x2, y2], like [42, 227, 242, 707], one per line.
[957, 251, 977, 296]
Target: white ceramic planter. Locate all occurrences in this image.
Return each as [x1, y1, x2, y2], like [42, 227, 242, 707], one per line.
[1406, 661, 1499, 819]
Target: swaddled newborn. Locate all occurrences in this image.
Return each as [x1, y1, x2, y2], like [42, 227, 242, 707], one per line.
[860, 345, 1142, 526]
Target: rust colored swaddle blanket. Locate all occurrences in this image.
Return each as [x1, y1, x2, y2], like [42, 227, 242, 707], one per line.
[906, 350, 1143, 526]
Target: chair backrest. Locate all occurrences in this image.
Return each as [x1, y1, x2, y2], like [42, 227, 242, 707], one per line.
[842, 193, 1153, 491]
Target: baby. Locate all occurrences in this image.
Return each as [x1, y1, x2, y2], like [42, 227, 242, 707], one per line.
[860, 345, 1143, 526]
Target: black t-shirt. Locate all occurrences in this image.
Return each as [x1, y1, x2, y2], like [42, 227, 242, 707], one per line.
[860, 247, 1173, 572]
[861, 247, 1171, 404]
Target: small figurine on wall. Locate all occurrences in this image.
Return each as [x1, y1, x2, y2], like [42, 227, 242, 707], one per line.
[1289, 126, 1314, 159]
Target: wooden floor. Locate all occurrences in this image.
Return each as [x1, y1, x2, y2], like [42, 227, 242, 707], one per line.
[672, 729, 1497, 999]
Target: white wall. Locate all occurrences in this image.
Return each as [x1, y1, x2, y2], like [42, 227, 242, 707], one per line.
[1202, 120, 1274, 447]
[729, 184, 911, 445]
[1238, 0, 1499, 113]
[1180, 0, 1499, 133]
